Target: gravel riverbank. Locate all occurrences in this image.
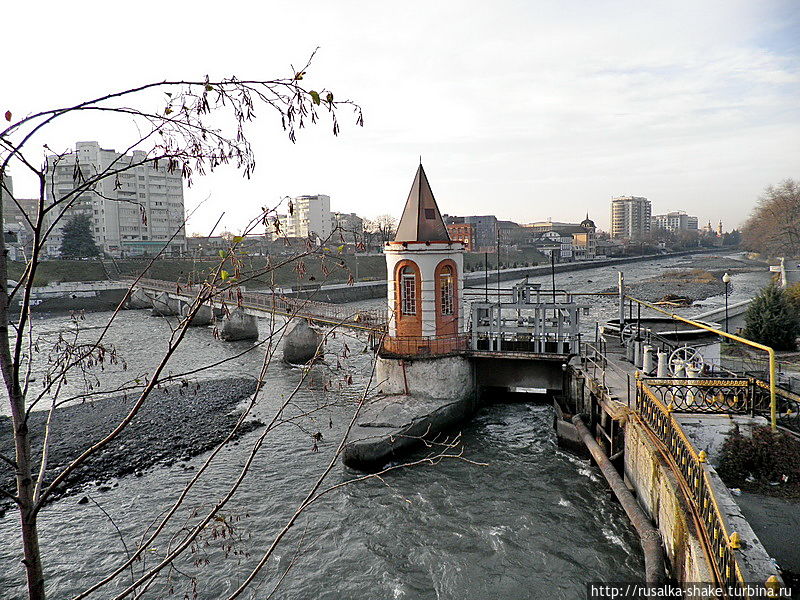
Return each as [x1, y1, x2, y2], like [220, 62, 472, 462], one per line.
[0, 377, 261, 515]
[607, 254, 769, 303]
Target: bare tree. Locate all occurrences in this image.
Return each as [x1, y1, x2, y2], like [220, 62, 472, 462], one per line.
[0, 55, 362, 600]
[363, 214, 396, 248]
[1, 55, 469, 600]
[742, 179, 800, 258]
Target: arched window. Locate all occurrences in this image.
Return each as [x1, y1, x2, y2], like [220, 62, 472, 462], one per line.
[400, 266, 416, 315]
[439, 265, 454, 316]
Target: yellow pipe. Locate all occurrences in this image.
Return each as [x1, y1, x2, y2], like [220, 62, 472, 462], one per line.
[626, 295, 778, 432]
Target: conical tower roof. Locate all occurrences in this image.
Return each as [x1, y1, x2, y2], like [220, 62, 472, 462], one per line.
[394, 164, 451, 243]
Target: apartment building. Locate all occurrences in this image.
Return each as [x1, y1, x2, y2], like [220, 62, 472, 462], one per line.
[610, 196, 651, 239]
[1, 173, 38, 260]
[43, 141, 186, 257]
[445, 222, 475, 252]
[284, 194, 332, 241]
[651, 211, 699, 232]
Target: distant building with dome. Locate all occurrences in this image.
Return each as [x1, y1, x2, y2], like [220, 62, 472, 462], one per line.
[522, 215, 597, 261]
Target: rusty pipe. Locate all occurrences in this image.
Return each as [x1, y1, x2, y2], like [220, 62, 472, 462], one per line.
[572, 414, 666, 585]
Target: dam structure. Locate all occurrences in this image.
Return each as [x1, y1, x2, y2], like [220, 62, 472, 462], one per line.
[124, 165, 796, 597]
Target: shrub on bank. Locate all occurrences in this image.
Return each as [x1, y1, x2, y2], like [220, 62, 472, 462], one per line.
[743, 283, 799, 350]
[718, 425, 800, 498]
[785, 282, 800, 314]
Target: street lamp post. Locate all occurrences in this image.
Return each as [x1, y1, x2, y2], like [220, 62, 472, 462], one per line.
[722, 272, 731, 333]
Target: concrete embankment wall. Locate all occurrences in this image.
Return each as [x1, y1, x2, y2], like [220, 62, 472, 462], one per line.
[22, 288, 128, 313]
[283, 249, 721, 304]
[623, 420, 714, 583]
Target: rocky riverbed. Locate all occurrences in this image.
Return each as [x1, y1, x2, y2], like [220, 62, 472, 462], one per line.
[607, 254, 769, 304]
[0, 377, 261, 515]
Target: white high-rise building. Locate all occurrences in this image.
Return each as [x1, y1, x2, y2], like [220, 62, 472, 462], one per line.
[610, 196, 651, 239]
[651, 211, 699, 233]
[285, 194, 331, 241]
[44, 141, 187, 257]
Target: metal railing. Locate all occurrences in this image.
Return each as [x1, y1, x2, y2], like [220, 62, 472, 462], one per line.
[636, 379, 749, 594]
[380, 334, 469, 357]
[639, 378, 753, 414]
[132, 278, 389, 331]
[752, 379, 800, 434]
[625, 295, 779, 432]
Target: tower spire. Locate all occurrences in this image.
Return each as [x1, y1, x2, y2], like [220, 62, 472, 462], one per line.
[394, 163, 450, 242]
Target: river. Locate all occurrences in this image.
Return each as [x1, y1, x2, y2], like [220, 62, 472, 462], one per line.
[0, 252, 771, 599]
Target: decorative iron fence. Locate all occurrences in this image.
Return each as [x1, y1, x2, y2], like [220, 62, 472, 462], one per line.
[638, 378, 752, 414]
[752, 379, 800, 434]
[639, 376, 799, 434]
[636, 380, 749, 594]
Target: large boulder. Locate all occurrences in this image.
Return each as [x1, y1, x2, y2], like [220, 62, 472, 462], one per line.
[220, 309, 258, 341]
[283, 319, 323, 364]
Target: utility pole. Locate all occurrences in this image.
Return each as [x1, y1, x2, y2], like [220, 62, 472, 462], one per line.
[496, 227, 501, 301]
[484, 251, 488, 302]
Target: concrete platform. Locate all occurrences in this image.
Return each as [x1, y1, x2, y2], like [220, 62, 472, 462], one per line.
[342, 393, 474, 470]
[674, 413, 766, 465]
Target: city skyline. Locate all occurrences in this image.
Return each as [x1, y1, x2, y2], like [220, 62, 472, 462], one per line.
[3, 1, 798, 236]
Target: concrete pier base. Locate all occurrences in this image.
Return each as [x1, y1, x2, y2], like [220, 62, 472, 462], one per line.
[220, 309, 258, 341]
[181, 303, 213, 326]
[151, 292, 180, 317]
[344, 355, 476, 469]
[343, 394, 474, 469]
[375, 355, 474, 399]
[283, 319, 322, 364]
[127, 288, 152, 309]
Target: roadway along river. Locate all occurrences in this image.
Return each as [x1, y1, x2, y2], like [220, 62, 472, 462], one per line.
[0, 253, 770, 599]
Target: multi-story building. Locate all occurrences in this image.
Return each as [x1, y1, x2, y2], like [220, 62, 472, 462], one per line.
[610, 196, 651, 239]
[444, 215, 498, 251]
[1, 173, 38, 260]
[523, 216, 596, 260]
[43, 141, 186, 257]
[573, 215, 597, 260]
[284, 194, 331, 241]
[651, 211, 699, 233]
[446, 222, 475, 252]
[531, 230, 574, 262]
[332, 211, 364, 243]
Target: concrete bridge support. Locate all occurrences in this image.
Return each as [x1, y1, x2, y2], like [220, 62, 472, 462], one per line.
[151, 292, 180, 317]
[220, 309, 258, 341]
[127, 288, 153, 310]
[283, 319, 323, 364]
[181, 302, 213, 327]
[376, 355, 475, 400]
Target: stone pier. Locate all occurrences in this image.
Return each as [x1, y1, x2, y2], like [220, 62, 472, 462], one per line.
[127, 288, 153, 309]
[181, 302, 213, 326]
[220, 309, 258, 341]
[151, 292, 180, 317]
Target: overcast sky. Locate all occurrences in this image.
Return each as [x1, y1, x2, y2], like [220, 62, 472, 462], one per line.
[4, 0, 799, 234]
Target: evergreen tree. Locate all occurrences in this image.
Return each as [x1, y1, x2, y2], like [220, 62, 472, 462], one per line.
[59, 214, 100, 258]
[743, 282, 799, 350]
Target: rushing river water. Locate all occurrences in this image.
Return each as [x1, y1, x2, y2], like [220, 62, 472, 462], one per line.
[0, 253, 772, 599]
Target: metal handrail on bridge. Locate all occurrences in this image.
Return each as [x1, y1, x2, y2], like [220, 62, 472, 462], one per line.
[132, 277, 389, 332]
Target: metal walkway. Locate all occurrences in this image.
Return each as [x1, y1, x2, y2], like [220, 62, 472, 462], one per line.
[132, 278, 389, 333]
